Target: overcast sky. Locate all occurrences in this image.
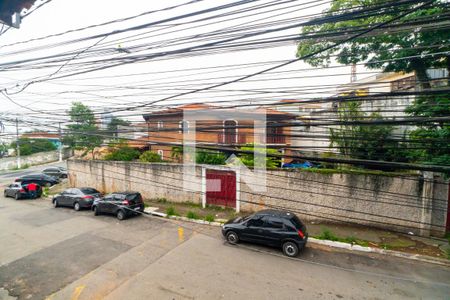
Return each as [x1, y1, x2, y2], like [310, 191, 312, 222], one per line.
[0, 0, 372, 137]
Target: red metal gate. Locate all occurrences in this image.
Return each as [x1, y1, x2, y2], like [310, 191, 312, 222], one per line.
[206, 169, 236, 208]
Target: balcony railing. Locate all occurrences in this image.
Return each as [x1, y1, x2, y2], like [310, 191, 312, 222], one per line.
[217, 133, 286, 144]
[266, 134, 286, 144]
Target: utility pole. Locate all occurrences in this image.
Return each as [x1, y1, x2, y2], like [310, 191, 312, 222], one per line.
[15, 118, 20, 168]
[58, 122, 63, 162]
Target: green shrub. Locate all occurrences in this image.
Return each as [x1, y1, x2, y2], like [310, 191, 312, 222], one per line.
[186, 211, 199, 219]
[196, 150, 227, 165]
[42, 187, 49, 197]
[317, 228, 338, 241]
[204, 214, 215, 222]
[166, 206, 178, 216]
[104, 146, 140, 161]
[343, 236, 357, 244]
[139, 151, 164, 163]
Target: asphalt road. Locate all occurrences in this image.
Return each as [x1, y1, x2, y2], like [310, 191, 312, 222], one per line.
[0, 178, 449, 299]
[0, 161, 67, 181]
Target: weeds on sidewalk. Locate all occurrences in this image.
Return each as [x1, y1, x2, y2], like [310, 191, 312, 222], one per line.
[166, 206, 179, 216]
[315, 228, 369, 247]
[187, 211, 199, 219]
[204, 214, 215, 222]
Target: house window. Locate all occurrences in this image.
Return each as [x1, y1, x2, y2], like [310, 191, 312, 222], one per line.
[266, 121, 284, 144]
[157, 149, 164, 159]
[224, 120, 237, 144]
[157, 121, 164, 130]
[179, 120, 189, 133]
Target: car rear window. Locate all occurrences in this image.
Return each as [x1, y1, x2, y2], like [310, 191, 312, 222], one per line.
[81, 188, 100, 194]
[126, 193, 142, 202]
[289, 215, 304, 229]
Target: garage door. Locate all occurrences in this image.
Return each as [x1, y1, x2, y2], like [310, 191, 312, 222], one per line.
[206, 169, 236, 208]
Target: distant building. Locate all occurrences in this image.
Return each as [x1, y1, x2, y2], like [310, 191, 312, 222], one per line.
[272, 99, 337, 155]
[337, 69, 448, 136]
[21, 132, 61, 148]
[97, 110, 113, 130]
[272, 69, 449, 157]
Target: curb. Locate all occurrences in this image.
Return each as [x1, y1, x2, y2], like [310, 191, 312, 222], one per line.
[144, 209, 450, 267]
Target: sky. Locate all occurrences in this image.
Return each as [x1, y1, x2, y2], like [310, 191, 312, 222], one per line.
[0, 0, 370, 138]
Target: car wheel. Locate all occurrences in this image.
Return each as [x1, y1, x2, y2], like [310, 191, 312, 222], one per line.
[93, 206, 99, 216]
[282, 241, 299, 257]
[4, 191, 8, 198]
[74, 202, 80, 211]
[226, 231, 239, 245]
[53, 199, 59, 208]
[117, 210, 126, 221]
[14, 193, 20, 200]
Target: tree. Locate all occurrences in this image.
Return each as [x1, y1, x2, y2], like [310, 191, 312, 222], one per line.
[139, 151, 164, 163]
[296, 0, 450, 89]
[10, 138, 56, 156]
[64, 102, 103, 159]
[104, 146, 140, 161]
[330, 102, 408, 166]
[405, 94, 450, 166]
[107, 117, 131, 138]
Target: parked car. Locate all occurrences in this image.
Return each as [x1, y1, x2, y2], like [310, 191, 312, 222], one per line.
[92, 192, 144, 220]
[4, 183, 42, 200]
[15, 174, 59, 187]
[42, 167, 68, 179]
[52, 187, 102, 211]
[221, 209, 308, 257]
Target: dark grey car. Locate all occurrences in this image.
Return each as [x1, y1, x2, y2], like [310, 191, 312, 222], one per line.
[42, 167, 68, 179]
[53, 187, 101, 211]
[92, 192, 144, 220]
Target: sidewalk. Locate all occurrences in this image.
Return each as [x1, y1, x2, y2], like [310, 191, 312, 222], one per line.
[143, 199, 450, 261]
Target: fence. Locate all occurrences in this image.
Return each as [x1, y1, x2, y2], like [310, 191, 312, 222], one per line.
[67, 159, 449, 237]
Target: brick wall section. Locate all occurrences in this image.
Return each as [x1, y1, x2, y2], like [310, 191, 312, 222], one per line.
[68, 160, 448, 237]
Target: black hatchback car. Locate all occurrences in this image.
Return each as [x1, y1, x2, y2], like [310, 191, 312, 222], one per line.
[53, 187, 102, 211]
[15, 174, 59, 187]
[222, 209, 308, 257]
[92, 192, 145, 220]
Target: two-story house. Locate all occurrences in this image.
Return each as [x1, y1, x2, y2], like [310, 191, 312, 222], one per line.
[130, 103, 296, 163]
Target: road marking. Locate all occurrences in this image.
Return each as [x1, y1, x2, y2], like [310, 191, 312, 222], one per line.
[71, 285, 85, 300]
[178, 227, 184, 242]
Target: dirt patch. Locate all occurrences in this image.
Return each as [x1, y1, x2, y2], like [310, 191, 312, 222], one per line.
[144, 199, 245, 222]
[308, 222, 448, 259]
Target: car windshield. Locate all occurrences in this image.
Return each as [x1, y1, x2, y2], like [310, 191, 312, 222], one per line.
[81, 188, 100, 194]
[235, 214, 254, 223]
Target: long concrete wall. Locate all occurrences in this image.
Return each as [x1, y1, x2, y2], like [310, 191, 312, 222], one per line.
[239, 170, 448, 237]
[0, 148, 73, 171]
[67, 160, 448, 237]
[67, 160, 202, 204]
